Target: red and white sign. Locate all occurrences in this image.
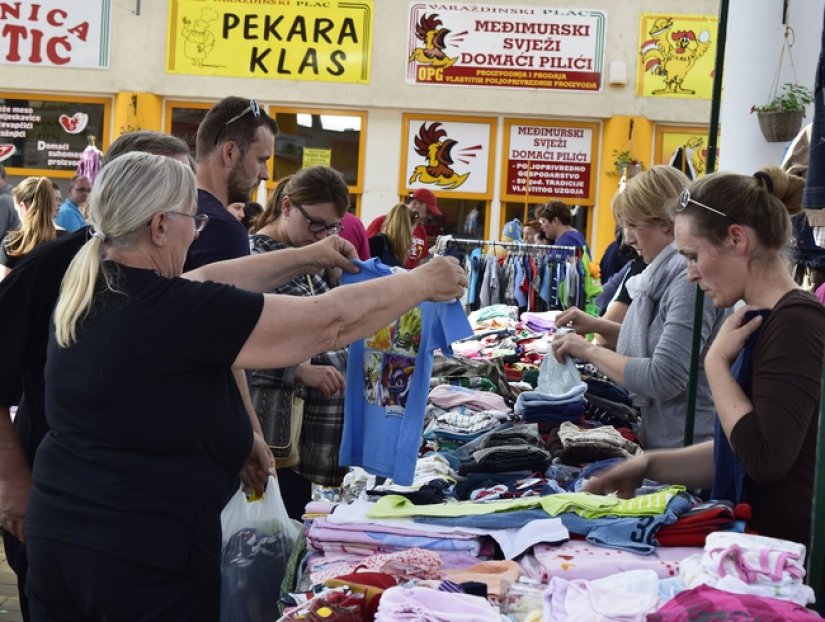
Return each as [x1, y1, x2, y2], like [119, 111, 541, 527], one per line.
[58, 112, 89, 134]
[506, 123, 594, 199]
[0, 1, 111, 68]
[406, 3, 606, 92]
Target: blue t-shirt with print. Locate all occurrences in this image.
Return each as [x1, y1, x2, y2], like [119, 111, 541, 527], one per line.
[338, 259, 473, 485]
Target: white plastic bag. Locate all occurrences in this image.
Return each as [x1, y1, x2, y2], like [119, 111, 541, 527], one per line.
[537, 338, 587, 398]
[219, 476, 302, 622]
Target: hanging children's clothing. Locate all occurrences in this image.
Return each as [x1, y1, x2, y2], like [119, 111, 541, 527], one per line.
[77, 136, 103, 182]
[443, 239, 590, 314]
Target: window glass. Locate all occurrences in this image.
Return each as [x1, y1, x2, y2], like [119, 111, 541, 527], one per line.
[0, 96, 106, 172]
[169, 107, 209, 154]
[272, 111, 362, 186]
[405, 196, 487, 246]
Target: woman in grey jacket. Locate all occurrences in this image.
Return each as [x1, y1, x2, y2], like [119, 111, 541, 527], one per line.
[554, 166, 728, 449]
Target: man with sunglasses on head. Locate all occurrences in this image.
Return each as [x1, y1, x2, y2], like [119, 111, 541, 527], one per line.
[185, 97, 278, 271]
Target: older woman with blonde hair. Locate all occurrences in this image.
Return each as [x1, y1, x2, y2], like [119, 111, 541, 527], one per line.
[554, 165, 728, 449]
[369, 202, 414, 267]
[0, 177, 62, 278]
[24, 152, 466, 620]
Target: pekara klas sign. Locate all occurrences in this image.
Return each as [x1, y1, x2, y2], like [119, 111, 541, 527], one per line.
[502, 119, 598, 202]
[406, 3, 605, 92]
[166, 0, 373, 83]
[0, 1, 111, 68]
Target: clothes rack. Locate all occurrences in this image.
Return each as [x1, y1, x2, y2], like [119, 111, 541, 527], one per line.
[439, 236, 586, 313]
[444, 237, 576, 254]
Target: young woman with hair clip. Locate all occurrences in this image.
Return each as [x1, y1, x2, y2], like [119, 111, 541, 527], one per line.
[1, 177, 63, 279]
[585, 166, 825, 555]
[369, 202, 415, 267]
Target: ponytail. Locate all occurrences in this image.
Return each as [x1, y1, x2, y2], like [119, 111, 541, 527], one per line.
[54, 236, 105, 347]
[6, 177, 58, 257]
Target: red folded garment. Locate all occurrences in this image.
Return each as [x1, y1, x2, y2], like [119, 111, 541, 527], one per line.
[656, 502, 753, 547]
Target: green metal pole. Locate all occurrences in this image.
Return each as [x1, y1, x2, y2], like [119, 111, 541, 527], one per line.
[684, 0, 729, 447]
[809, 340, 825, 602]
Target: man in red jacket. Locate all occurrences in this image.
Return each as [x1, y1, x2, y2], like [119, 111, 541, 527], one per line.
[366, 188, 442, 268]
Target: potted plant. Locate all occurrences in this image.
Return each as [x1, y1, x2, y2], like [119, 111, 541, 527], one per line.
[751, 83, 814, 142]
[612, 150, 644, 178]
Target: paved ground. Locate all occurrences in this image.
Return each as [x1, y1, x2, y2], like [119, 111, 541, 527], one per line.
[0, 546, 22, 622]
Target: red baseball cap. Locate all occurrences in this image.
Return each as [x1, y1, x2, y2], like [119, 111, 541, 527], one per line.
[409, 188, 442, 218]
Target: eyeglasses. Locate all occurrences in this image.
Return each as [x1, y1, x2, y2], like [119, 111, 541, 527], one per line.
[213, 99, 261, 145]
[166, 210, 209, 232]
[677, 188, 727, 218]
[291, 202, 343, 235]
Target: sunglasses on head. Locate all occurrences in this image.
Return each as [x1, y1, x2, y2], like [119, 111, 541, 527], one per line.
[213, 99, 261, 145]
[677, 188, 727, 218]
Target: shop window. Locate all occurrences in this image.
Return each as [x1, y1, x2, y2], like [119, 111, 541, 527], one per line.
[270, 109, 365, 190]
[404, 196, 487, 246]
[0, 93, 109, 176]
[167, 103, 212, 154]
[501, 201, 589, 244]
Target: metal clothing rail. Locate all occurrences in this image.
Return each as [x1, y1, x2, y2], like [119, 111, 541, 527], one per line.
[446, 237, 577, 253]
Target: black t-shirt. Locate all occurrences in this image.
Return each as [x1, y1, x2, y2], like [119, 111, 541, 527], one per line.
[0, 229, 68, 270]
[615, 257, 648, 306]
[0, 228, 88, 466]
[184, 189, 250, 272]
[27, 264, 264, 570]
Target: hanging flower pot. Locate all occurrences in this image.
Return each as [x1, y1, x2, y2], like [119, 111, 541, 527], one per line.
[751, 83, 814, 143]
[610, 150, 645, 177]
[616, 162, 643, 178]
[756, 110, 805, 143]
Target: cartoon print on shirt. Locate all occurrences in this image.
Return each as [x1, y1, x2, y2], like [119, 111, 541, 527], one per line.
[366, 324, 393, 351]
[363, 352, 382, 405]
[378, 354, 415, 412]
[393, 308, 422, 354]
[363, 309, 423, 413]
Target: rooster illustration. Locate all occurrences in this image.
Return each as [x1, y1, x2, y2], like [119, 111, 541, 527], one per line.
[409, 122, 469, 189]
[641, 17, 711, 95]
[409, 13, 457, 68]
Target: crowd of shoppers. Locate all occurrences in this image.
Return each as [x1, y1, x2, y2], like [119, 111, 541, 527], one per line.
[0, 93, 822, 621]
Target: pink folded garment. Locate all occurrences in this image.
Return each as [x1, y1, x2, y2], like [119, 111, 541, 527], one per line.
[376, 586, 501, 621]
[428, 384, 511, 413]
[533, 540, 701, 582]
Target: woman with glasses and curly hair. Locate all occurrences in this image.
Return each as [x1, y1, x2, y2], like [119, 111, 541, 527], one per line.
[1, 176, 63, 279]
[368, 202, 415, 268]
[249, 165, 351, 516]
